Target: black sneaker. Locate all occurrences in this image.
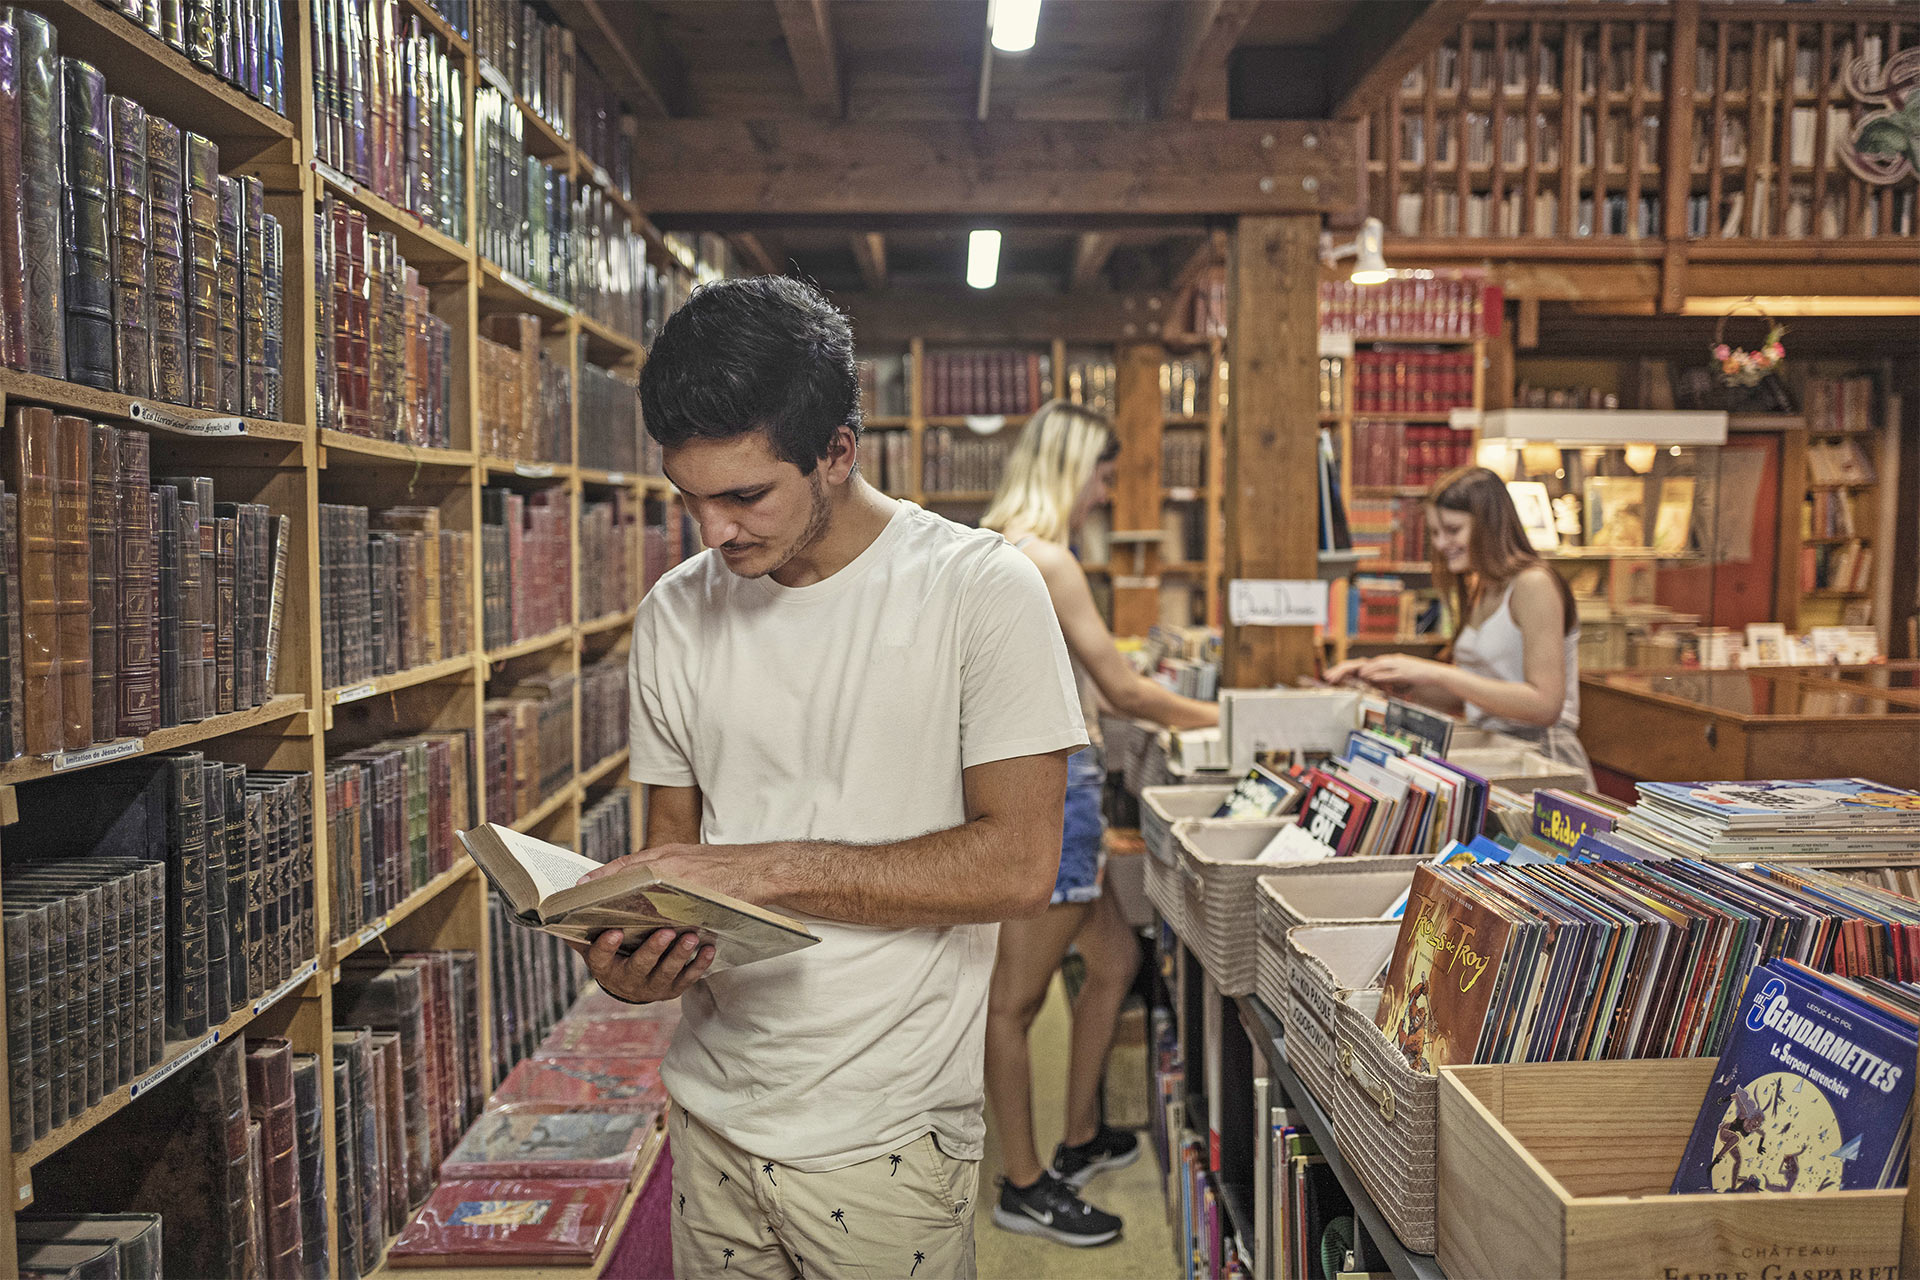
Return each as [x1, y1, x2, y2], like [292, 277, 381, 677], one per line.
[1051, 1125, 1141, 1189]
[990, 1172, 1122, 1247]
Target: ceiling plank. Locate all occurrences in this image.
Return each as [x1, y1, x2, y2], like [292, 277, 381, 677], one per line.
[773, 0, 843, 118]
[850, 233, 888, 291]
[1161, 0, 1261, 120]
[549, 0, 687, 118]
[1070, 233, 1117, 292]
[730, 233, 782, 276]
[1324, 0, 1475, 121]
[633, 119, 1358, 217]
[841, 287, 1167, 345]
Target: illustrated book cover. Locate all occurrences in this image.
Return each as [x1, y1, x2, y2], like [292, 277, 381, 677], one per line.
[1373, 863, 1517, 1073]
[386, 1178, 627, 1267]
[439, 1104, 652, 1182]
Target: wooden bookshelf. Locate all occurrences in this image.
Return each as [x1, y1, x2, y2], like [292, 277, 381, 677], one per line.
[0, 0, 697, 1257]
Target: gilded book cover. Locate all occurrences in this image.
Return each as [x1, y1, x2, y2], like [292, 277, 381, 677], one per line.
[1374, 863, 1515, 1074]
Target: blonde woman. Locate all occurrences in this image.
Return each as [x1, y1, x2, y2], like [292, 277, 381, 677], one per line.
[979, 401, 1218, 1247]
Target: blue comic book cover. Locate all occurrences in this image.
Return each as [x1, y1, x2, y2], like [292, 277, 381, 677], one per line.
[1671, 959, 1916, 1194]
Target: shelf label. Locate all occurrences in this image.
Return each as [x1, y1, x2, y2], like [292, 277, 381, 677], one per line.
[590, 163, 613, 190]
[312, 159, 354, 194]
[496, 266, 532, 295]
[355, 918, 391, 950]
[1166, 486, 1200, 502]
[51, 736, 145, 771]
[127, 401, 246, 436]
[604, 472, 626, 485]
[1114, 575, 1161, 590]
[253, 958, 320, 1014]
[334, 681, 378, 705]
[129, 1030, 220, 1098]
[16, 1181, 28, 1203]
[513, 463, 556, 479]
[1228, 579, 1329, 627]
[478, 59, 514, 97]
[528, 284, 570, 314]
[1318, 331, 1355, 359]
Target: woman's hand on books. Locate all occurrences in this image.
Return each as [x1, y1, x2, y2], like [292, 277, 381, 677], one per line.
[1356, 654, 1448, 690]
[574, 926, 716, 1004]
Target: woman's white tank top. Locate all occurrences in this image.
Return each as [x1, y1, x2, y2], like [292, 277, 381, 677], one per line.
[1451, 574, 1581, 735]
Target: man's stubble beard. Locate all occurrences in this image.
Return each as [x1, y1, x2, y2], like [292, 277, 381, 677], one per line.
[745, 469, 831, 580]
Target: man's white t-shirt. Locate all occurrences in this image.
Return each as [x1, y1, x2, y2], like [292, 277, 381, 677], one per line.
[626, 500, 1087, 1172]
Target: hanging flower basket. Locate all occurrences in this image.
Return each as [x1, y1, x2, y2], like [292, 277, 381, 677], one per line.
[1711, 300, 1787, 388]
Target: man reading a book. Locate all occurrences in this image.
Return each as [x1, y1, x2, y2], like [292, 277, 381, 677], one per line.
[591, 277, 1088, 1279]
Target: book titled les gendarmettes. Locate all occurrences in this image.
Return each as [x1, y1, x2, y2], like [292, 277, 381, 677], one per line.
[1672, 959, 1916, 1195]
[458, 823, 818, 975]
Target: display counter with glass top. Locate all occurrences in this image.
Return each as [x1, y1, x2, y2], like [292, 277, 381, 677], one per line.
[1580, 667, 1920, 791]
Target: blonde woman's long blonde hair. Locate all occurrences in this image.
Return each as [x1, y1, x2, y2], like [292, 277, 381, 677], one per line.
[980, 400, 1119, 545]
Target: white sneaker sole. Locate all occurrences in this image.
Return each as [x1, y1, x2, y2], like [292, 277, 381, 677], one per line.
[989, 1205, 1121, 1248]
[1055, 1141, 1142, 1190]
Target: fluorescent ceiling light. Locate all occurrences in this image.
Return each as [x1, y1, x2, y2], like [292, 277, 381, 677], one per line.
[967, 229, 1002, 289]
[990, 0, 1042, 53]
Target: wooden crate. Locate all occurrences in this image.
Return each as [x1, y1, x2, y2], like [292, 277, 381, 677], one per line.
[1437, 1059, 1904, 1280]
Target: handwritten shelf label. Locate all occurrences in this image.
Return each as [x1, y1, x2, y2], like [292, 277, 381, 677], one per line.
[52, 737, 145, 771]
[127, 402, 245, 436]
[334, 682, 378, 705]
[1228, 579, 1329, 627]
[130, 1030, 219, 1098]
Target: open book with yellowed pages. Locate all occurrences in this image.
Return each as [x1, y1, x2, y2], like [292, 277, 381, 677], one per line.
[458, 823, 820, 975]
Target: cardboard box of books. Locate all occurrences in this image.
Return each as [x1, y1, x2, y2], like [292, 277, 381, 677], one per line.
[1436, 1059, 1905, 1280]
[1253, 864, 1414, 1023]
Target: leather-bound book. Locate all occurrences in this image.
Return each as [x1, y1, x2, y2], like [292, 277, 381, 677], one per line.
[245, 1037, 304, 1278]
[291, 1053, 329, 1280]
[262, 213, 283, 418]
[182, 132, 220, 410]
[86, 424, 117, 743]
[369, 1031, 408, 1232]
[51, 414, 91, 749]
[162, 749, 210, 1038]
[214, 174, 240, 412]
[333, 1028, 385, 1276]
[201, 758, 230, 1023]
[59, 60, 114, 390]
[153, 482, 178, 726]
[241, 174, 266, 415]
[113, 430, 155, 736]
[14, 1216, 163, 1280]
[222, 763, 249, 1007]
[334, 962, 432, 1207]
[107, 95, 148, 397]
[0, 14, 26, 370]
[214, 513, 235, 712]
[4, 901, 45, 1147]
[173, 495, 202, 723]
[145, 115, 188, 404]
[6, 405, 59, 753]
[330, 1052, 362, 1280]
[184, 0, 215, 70]
[17, 12, 63, 378]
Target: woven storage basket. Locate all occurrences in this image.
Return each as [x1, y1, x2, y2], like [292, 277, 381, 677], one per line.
[1172, 818, 1295, 994]
[1140, 785, 1234, 940]
[1098, 714, 1153, 783]
[1325, 989, 1440, 1254]
[1127, 731, 1172, 797]
[1281, 924, 1400, 1115]
[1253, 863, 1420, 1017]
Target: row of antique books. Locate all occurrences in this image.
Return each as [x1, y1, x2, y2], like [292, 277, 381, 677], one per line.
[5, 753, 315, 1151]
[579, 492, 638, 623]
[324, 729, 477, 944]
[579, 789, 634, 867]
[480, 485, 572, 648]
[93, 0, 285, 111]
[580, 652, 627, 772]
[0, 14, 287, 416]
[476, 313, 570, 464]
[484, 677, 574, 826]
[1162, 429, 1207, 490]
[1348, 421, 1474, 490]
[319, 503, 473, 691]
[316, 193, 457, 447]
[390, 971, 670, 1267]
[855, 428, 912, 496]
[579, 360, 641, 474]
[642, 494, 687, 596]
[1317, 277, 1499, 340]
[474, 0, 573, 141]
[921, 428, 1012, 494]
[1352, 348, 1477, 415]
[310, 0, 468, 244]
[0, 411, 289, 759]
[922, 349, 1050, 418]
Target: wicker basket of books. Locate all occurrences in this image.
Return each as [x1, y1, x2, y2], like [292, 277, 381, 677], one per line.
[1126, 731, 1173, 797]
[1097, 713, 1154, 787]
[1171, 817, 1297, 993]
[1325, 989, 1440, 1254]
[1140, 784, 1235, 940]
[1280, 922, 1399, 1109]
[1253, 865, 1418, 1018]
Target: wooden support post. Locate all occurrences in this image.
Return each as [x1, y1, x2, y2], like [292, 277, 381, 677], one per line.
[1223, 215, 1320, 688]
[1516, 296, 1541, 350]
[1111, 342, 1166, 638]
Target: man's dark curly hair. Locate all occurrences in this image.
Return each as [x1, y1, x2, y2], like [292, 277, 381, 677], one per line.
[638, 276, 861, 475]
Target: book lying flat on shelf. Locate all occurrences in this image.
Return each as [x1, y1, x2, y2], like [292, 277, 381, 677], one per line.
[387, 1178, 628, 1267]
[458, 823, 819, 974]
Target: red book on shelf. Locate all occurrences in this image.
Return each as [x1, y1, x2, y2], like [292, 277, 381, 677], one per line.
[535, 1017, 676, 1061]
[490, 1056, 668, 1113]
[386, 1178, 626, 1268]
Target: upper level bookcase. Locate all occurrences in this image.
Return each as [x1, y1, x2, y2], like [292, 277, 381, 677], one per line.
[1366, 3, 1918, 250]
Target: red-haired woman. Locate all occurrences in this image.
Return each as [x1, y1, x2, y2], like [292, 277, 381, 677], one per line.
[1326, 465, 1594, 780]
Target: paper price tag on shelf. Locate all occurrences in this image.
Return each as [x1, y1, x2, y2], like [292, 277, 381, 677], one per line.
[312, 159, 354, 193]
[127, 401, 245, 436]
[253, 958, 320, 1014]
[130, 1030, 220, 1098]
[513, 463, 555, 479]
[334, 682, 377, 705]
[1227, 579, 1328, 627]
[51, 737, 145, 771]
[604, 472, 626, 485]
[16, 1182, 29, 1203]
[357, 917, 391, 949]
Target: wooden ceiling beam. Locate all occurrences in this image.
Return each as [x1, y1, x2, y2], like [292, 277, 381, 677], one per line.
[851, 233, 888, 291]
[549, 0, 687, 118]
[729, 233, 782, 277]
[1324, 0, 1475, 121]
[633, 119, 1358, 217]
[840, 287, 1172, 345]
[1161, 0, 1260, 120]
[774, 0, 843, 118]
[1069, 233, 1117, 292]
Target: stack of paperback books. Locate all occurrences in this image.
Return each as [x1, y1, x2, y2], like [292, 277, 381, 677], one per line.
[1619, 778, 1920, 857]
